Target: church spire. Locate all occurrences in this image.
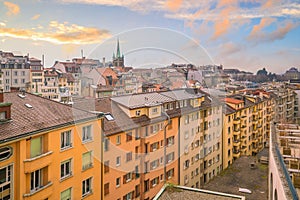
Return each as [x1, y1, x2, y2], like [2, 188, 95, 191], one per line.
[116, 38, 121, 58]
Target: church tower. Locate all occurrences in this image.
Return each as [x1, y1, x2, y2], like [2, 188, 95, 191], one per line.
[112, 38, 124, 68]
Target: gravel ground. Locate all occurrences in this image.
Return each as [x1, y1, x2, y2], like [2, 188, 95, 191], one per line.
[203, 148, 269, 200]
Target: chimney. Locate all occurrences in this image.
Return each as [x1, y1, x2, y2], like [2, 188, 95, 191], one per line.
[103, 57, 106, 67]
[0, 89, 12, 121]
[0, 89, 3, 103]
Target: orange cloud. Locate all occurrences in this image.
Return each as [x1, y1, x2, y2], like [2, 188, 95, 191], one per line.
[211, 6, 237, 40]
[217, 0, 238, 8]
[249, 17, 276, 37]
[165, 0, 183, 12]
[247, 20, 298, 43]
[0, 21, 111, 44]
[3, 1, 20, 16]
[31, 14, 41, 20]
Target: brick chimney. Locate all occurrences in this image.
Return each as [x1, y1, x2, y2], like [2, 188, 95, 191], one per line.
[0, 89, 12, 121]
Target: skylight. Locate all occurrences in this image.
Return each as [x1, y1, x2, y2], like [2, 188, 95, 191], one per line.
[105, 113, 114, 121]
[25, 103, 33, 108]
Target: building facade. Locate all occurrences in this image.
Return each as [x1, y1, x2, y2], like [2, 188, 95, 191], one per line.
[0, 91, 103, 200]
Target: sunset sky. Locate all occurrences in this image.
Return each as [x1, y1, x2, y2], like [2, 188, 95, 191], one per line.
[0, 0, 300, 73]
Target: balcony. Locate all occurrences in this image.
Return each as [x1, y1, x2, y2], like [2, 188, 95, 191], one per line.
[241, 136, 247, 143]
[252, 147, 259, 153]
[24, 151, 53, 173]
[23, 182, 53, 200]
[252, 120, 258, 125]
[233, 150, 241, 158]
[233, 130, 240, 136]
[241, 146, 247, 153]
[252, 137, 258, 143]
[233, 140, 241, 146]
[241, 125, 247, 131]
[233, 118, 240, 125]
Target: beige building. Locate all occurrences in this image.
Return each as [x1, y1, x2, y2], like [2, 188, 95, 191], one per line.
[222, 90, 274, 169]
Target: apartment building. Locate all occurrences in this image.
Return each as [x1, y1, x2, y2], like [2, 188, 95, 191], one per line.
[29, 58, 44, 95]
[222, 90, 274, 169]
[0, 91, 103, 200]
[40, 68, 59, 101]
[0, 51, 31, 92]
[161, 90, 223, 187]
[265, 83, 296, 123]
[269, 123, 300, 199]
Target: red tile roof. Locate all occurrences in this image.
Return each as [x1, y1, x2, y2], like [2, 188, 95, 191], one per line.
[224, 98, 244, 104]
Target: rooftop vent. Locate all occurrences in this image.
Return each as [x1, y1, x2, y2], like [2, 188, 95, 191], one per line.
[25, 103, 33, 108]
[18, 94, 25, 98]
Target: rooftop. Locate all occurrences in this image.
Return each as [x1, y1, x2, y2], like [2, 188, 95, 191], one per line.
[111, 92, 173, 109]
[154, 185, 245, 200]
[0, 92, 98, 143]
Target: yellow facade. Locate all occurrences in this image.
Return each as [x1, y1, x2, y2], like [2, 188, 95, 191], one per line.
[0, 119, 102, 200]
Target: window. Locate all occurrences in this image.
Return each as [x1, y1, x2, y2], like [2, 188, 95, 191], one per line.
[0, 147, 12, 161]
[61, 188, 72, 200]
[150, 159, 159, 170]
[166, 152, 174, 163]
[104, 183, 109, 195]
[31, 169, 42, 191]
[0, 165, 12, 200]
[61, 159, 72, 179]
[104, 138, 109, 152]
[116, 156, 121, 166]
[116, 177, 121, 187]
[126, 132, 132, 142]
[61, 130, 72, 149]
[166, 136, 174, 146]
[126, 152, 132, 162]
[82, 151, 92, 170]
[167, 168, 174, 179]
[82, 125, 92, 142]
[184, 115, 189, 124]
[124, 192, 133, 200]
[116, 135, 121, 145]
[31, 136, 42, 158]
[136, 110, 141, 116]
[82, 177, 92, 197]
[152, 108, 158, 114]
[151, 142, 159, 152]
[184, 131, 189, 139]
[151, 177, 159, 187]
[14, 79, 18, 84]
[103, 161, 109, 173]
[124, 172, 132, 183]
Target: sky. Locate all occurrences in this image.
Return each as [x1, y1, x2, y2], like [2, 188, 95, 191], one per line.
[0, 0, 300, 74]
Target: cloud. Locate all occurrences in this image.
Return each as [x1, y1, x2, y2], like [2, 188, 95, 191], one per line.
[0, 22, 6, 27]
[247, 20, 298, 43]
[3, 1, 20, 16]
[0, 21, 111, 44]
[248, 17, 276, 38]
[165, 0, 182, 12]
[31, 14, 41, 20]
[211, 6, 237, 40]
[219, 41, 242, 56]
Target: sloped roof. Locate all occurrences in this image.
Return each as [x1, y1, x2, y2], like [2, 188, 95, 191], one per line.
[0, 92, 98, 143]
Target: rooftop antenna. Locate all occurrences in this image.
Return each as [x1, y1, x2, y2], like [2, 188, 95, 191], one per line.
[81, 49, 84, 58]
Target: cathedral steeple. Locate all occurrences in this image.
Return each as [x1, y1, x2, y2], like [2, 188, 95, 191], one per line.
[112, 38, 124, 68]
[116, 38, 121, 58]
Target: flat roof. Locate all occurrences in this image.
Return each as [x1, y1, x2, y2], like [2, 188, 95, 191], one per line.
[154, 185, 245, 200]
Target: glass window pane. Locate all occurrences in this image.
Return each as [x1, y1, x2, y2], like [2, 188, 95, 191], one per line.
[61, 188, 71, 200]
[31, 137, 42, 157]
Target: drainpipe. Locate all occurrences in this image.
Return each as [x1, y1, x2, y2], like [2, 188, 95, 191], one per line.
[162, 110, 171, 183]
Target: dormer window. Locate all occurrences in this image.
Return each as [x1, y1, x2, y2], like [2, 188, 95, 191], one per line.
[136, 110, 141, 116]
[0, 112, 5, 120]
